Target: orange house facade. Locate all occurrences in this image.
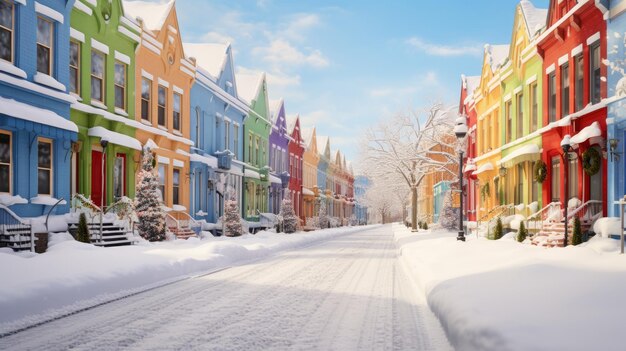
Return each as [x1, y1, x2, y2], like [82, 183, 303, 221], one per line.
[124, 1, 195, 210]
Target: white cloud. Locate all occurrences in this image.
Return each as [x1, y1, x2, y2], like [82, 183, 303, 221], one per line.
[202, 31, 235, 45]
[369, 71, 439, 99]
[405, 37, 482, 57]
[253, 39, 329, 68]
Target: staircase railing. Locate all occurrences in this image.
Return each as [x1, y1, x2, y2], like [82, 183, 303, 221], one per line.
[475, 204, 513, 237]
[527, 202, 562, 233]
[567, 200, 603, 225]
[0, 204, 34, 252]
[71, 194, 104, 243]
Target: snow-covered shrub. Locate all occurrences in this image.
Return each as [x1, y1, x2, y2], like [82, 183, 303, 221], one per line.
[279, 192, 299, 234]
[492, 217, 504, 240]
[572, 217, 583, 246]
[224, 196, 244, 237]
[438, 191, 458, 230]
[516, 221, 528, 243]
[318, 201, 329, 229]
[76, 212, 91, 244]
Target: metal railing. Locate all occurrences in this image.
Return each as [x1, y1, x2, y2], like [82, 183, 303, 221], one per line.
[526, 202, 562, 233]
[0, 204, 34, 252]
[71, 194, 104, 243]
[165, 210, 200, 237]
[567, 200, 603, 224]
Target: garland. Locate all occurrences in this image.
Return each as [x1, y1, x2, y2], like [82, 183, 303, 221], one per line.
[582, 147, 601, 176]
[534, 160, 547, 183]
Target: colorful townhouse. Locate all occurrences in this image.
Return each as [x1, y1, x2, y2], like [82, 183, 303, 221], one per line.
[354, 175, 369, 224]
[287, 115, 304, 220]
[123, 0, 196, 212]
[497, 1, 547, 215]
[301, 126, 319, 222]
[0, 0, 78, 218]
[471, 44, 509, 220]
[459, 74, 480, 224]
[316, 136, 330, 215]
[236, 71, 271, 221]
[607, 0, 626, 216]
[269, 98, 289, 214]
[69, 0, 141, 208]
[537, 0, 608, 217]
[184, 42, 248, 223]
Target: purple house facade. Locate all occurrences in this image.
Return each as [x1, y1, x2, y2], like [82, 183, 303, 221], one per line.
[269, 99, 290, 214]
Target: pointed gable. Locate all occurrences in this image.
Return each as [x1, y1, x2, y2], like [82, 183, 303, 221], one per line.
[317, 136, 330, 159]
[236, 72, 263, 106]
[184, 43, 229, 81]
[519, 0, 548, 37]
[123, 0, 174, 32]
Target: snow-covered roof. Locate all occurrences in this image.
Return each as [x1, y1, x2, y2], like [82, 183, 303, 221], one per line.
[0, 96, 78, 133]
[183, 43, 229, 80]
[485, 44, 510, 73]
[286, 115, 299, 135]
[244, 169, 261, 180]
[269, 98, 284, 124]
[462, 75, 481, 96]
[317, 136, 329, 156]
[236, 72, 264, 105]
[122, 0, 174, 32]
[570, 121, 602, 145]
[301, 127, 314, 148]
[519, 0, 548, 37]
[88, 127, 142, 151]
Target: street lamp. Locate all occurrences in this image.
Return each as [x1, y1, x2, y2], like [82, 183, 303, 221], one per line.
[561, 135, 571, 247]
[454, 116, 468, 242]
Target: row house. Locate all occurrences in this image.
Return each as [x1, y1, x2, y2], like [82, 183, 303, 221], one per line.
[301, 126, 319, 222]
[69, 0, 141, 208]
[0, 0, 78, 218]
[287, 115, 304, 220]
[268, 98, 289, 214]
[316, 136, 330, 214]
[237, 71, 271, 221]
[124, 0, 195, 213]
[606, 0, 625, 216]
[184, 42, 247, 224]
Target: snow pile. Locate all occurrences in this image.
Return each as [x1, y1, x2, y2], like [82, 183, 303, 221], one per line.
[394, 223, 626, 351]
[0, 225, 378, 333]
[593, 217, 622, 238]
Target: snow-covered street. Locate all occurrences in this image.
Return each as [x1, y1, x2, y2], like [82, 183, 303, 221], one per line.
[0, 226, 451, 351]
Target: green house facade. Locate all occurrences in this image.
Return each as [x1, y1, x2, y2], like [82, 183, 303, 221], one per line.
[69, 0, 141, 207]
[236, 72, 272, 220]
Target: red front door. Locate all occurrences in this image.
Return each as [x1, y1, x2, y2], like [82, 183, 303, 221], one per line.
[91, 150, 106, 207]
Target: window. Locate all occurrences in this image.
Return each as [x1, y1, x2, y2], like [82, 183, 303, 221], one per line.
[506, 100, 512, 143]
[173, 168, 180, 205]
[141, 78, 151, 121]
[530, 83, 538, 132]
[561, 62, 570, 117]
[233, 125, 239, 159]
[91, 50, 105, 102]
[590, 43, 601, 104]
[0, 1, 14, 62]
[290, 154, 294, 176]
[36, 17, 53, 75]
[262, 142, 266, 166]
[568, 155, 578, 200]
[0, 131, 11, 193]
[112, 61, 126, 110]
[158, 86, 167, 126]
[516, 93, 523, 138]
[551, 156, 560, 203]
[69, 41, 80, 94]
[113, 154, 125, 198]
[248, 134, 253, 163]
[38, 139, 53, 195]
[195, 107, 202, 148]
[173, 93, 181, 131]
[224, 120, 230, 151]
[158, 164, 166, 202]
[516, 163, 524, 205]
[574, 55, 584, 111]
[548, 73, 556, 122]
[255, 136, 260, 166]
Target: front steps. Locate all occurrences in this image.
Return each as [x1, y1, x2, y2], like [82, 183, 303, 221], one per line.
[0, 226, 34, 251]
[69, 221, 138, 247]
[168, 226, 197, 240]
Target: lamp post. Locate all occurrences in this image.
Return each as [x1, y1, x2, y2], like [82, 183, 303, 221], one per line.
[100, 139, 109, 244]
[561, 135, 571, 247]
[454, 116, 468, 241]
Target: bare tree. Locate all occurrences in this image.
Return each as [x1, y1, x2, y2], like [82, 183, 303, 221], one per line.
[360, 103, 463, 231]
[360, 181, 402, 224]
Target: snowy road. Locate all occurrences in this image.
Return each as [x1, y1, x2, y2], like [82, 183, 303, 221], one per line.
[0, 226, 451, 350]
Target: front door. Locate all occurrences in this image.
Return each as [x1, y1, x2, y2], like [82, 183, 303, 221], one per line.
[91, 150, 106, 207]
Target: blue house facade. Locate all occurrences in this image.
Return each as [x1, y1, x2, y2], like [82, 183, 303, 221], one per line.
[184, 43, 247, 223]
[0, 0, 77, 218]
[268, 98, 289, 214]
[354, 175, 369, 225]
[607, 0, 626, 217]
[433, 181, 451, 223]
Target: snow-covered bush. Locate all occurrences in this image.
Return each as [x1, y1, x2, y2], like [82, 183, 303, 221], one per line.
[223, 195, 244, 237]
[279, 192, 299, 234]
[318, 201, 330, 229]
[438, 191, 458, 230]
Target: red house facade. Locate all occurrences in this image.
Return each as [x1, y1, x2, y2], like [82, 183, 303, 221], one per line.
[287, 116, 305, 220]
[537, 0, 608, 215]
[459, 75, 480, 223]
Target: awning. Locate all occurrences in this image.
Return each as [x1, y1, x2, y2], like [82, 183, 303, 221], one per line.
[472, 162, 494, 176]
[303, 187, 315, 196]
[269, 174, 282, 184]
[463, 163, 477, 173]
[0, 96, 78, 133]
[498, 144, 540, 167]
[570, 121, 602, 145]
[189, 153, 218, 168]
[244, 169, 261, 180]
[88, 127, 142, 150]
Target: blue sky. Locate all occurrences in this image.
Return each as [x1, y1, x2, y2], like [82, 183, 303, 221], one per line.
[167, 0, 550, 162]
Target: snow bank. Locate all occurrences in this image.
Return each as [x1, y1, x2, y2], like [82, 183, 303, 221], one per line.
[0, 225, 377, 333]
[394, 223, 626, 351]
[593, 217, 622, 238]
